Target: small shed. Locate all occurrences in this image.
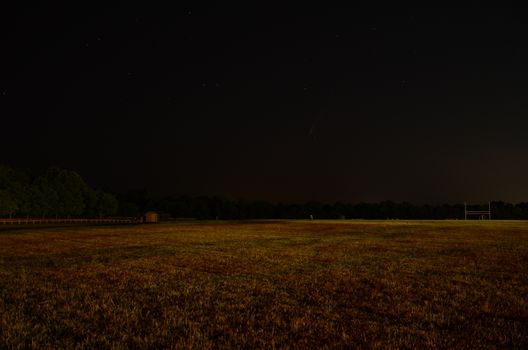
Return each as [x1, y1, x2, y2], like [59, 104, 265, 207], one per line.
[144, 211, 159, 223]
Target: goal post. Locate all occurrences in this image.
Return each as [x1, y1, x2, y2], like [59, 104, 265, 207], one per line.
[464, 202, 491, 220]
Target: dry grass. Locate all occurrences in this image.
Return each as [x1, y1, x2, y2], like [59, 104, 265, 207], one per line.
[0, 220, 527, 349]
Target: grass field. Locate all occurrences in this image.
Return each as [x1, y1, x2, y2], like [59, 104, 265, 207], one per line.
[0, 220, 527, 349]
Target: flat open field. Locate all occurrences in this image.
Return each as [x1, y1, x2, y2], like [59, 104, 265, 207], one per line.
[1, 220, 527, 349]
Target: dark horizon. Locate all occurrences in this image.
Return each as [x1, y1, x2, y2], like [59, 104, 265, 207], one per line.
[2, 162, 524, 208]
[2, 3, 527, 204]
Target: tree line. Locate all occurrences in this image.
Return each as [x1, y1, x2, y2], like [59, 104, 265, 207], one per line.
[121, 192, 528, 220]
[2, 164, 527, 219]
[0, 164, 118, 217]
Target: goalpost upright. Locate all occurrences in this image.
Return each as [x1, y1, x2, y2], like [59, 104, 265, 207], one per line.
[464, 202, 492, 220]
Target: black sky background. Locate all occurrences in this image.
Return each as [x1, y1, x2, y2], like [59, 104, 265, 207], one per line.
[1, 3, 527, 204]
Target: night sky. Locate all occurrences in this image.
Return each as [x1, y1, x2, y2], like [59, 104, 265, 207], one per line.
[2, 3, 527, 204]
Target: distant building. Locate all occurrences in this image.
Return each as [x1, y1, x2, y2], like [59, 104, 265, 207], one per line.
[144, 211, 159, 223]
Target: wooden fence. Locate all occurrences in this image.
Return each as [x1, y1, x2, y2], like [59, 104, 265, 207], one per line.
[0, 217, 140, 225]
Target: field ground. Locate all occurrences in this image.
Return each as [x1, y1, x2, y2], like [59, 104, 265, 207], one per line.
[0, 220, 527, 349]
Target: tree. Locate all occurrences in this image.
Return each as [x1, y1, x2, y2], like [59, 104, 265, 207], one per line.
[30, 176, 60, 216]
[93, 190, 118, 217]
[117, 201, 140, 217]
[41, 168, 91, 216]
[0, 190, 18, 217]
[0, 164, 29, 215]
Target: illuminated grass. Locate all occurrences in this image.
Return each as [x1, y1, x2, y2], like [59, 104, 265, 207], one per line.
[0, 220, 527, 348]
